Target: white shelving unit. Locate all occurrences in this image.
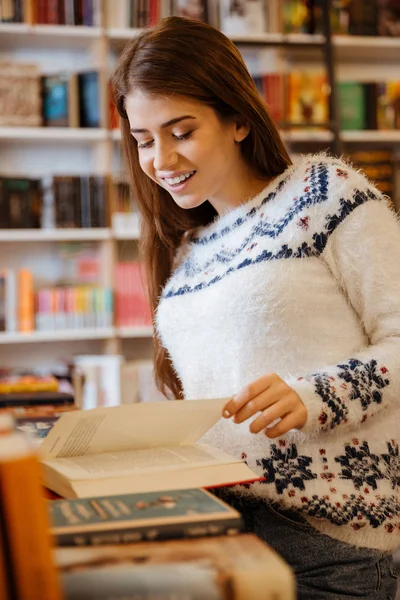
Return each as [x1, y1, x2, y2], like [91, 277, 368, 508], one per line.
[0, 328, 115, 344]
[0, 228, 111, 242]
[0, 326, 153, 345]
[0, 127, 108, 143]
[1, 16, 399, 370]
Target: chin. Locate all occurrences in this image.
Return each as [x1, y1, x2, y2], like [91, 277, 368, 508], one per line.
[173, 195, 206, 211]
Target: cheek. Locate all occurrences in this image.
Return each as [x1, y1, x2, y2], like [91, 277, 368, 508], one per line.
[138, 153, 153, 178]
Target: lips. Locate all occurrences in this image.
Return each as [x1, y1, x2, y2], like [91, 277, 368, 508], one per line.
[163, 171, 196, 186]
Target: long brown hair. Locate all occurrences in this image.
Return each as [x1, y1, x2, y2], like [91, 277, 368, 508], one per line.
[112, 16, 291, 399]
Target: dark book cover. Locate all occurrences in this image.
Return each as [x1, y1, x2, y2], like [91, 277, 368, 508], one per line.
[54, 176, 78, 228]
[78, 71, 100, 128]
[364, 82, 378, 129]
[1, 178, 41, 229]
[89, 176, 108, 227]
[79, 177, 91, 228]
[378, 0, 400, 36]
[0, 274, 5, 332]
[50, 488, 243, 547]
[74, 0, 83, 25]
[348, 0, 379, 35]
[0, 391, 74, 408]
[0, 178, 10, 228]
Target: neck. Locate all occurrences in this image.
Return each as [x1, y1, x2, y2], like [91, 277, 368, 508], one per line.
[209, 163, 271, 216]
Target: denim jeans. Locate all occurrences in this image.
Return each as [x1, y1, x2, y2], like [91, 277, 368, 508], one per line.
[213, 489, 398, 599]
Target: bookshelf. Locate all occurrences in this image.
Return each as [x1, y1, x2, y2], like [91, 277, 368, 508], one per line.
[1, 1, 399, 383]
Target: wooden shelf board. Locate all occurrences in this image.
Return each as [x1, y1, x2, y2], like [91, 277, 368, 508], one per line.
[117, 326, 153, 338]
[0, 127, 108, 142]
[0, 328, 115, 344]
[0, 229, 111, 242]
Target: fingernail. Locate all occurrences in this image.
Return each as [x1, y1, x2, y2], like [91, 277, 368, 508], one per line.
[223, 409, 230, 418]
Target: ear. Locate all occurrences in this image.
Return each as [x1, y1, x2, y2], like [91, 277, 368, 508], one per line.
[233, 118, 251, 143]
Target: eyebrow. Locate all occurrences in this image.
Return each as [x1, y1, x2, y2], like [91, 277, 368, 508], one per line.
[130, 115, 196, 134]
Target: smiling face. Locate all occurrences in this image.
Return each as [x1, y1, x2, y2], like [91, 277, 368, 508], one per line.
[125, 91, 263, 214]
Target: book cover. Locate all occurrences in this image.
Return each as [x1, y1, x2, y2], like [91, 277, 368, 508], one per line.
[219, 0, 266, 35]
[347, 0, 379, 36]
[288, 71, 329, 127]
[377, 81, 400, 129]
[282, 0, 312, 33]
[0, 177, 41, 229]
[42, 73, 69, 127]
[56, 534, 296, 600]
[50, 488, 243, 547]
[337, 82, 366, 130]
[0, 62, 42, 126]
[378, 0, 400, 36]
[172, 0, 208, 22]
[78, 71, 100, 128]
[0, 391, 74, 408]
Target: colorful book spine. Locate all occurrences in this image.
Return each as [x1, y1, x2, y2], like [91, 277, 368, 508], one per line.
[36, 286, 113, 331]
[0, 414, 62, 600]
[18, 269, 34, 332]
[115, 262, 152, 327]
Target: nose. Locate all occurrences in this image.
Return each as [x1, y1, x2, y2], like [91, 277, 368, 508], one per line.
[153, 141, 178, 172]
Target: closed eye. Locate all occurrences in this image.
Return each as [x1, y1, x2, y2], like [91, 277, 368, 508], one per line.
[136, 130, 193, 149]
[137, 140, 153, 149]
[173, 131, 193, 141]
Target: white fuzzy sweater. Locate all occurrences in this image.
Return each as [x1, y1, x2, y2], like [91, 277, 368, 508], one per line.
[156, 154, 400, 551]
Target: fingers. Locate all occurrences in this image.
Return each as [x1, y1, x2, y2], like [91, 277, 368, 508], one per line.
[222, 373, 276, 417]
[248, 397, 294, 434]
[233, 385, 285, 424]
[265, 409, 306, 439]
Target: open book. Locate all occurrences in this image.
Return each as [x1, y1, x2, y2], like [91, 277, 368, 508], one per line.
[39, 399, 261, 499]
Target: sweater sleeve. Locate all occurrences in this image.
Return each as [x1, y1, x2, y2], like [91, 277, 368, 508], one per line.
[286, 168, 400, 438]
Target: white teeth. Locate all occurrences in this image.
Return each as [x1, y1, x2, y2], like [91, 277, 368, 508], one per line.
[165, 171, 194, 186]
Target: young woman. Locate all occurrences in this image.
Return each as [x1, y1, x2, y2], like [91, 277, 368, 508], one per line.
[112, 17, 399, 599]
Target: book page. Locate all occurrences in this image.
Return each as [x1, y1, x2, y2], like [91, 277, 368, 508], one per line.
[42, 444, 238, 481]
[40, 399, 228, 459]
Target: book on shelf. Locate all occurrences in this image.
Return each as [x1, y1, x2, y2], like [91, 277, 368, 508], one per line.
[120, 359, 167, 404]
[0, 265, 113, 333]
[346, 149, 395, 200]
[78, 71, 100, 128]
[49, 487, 243, 547]
[0, 391, 75, 409]
[378, 0, 400, 36]
[53, 174, 108, 228]
[377, 81, 400, 129]
[73, 354, 124, 410]
[0, 0, 102, 26]
[253, 73, 286, 125]
[39, 398, 261, 499]
[55, 534, 296, 600]
[0, 176, 41, 229]
[219, 0, 267, 35]
[287, 71, 329, 128]
[172, 0, 208, 22]
[0, 62, 42, 127]
[115, 261, 152, 327]
[41, 72, 79, 128]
